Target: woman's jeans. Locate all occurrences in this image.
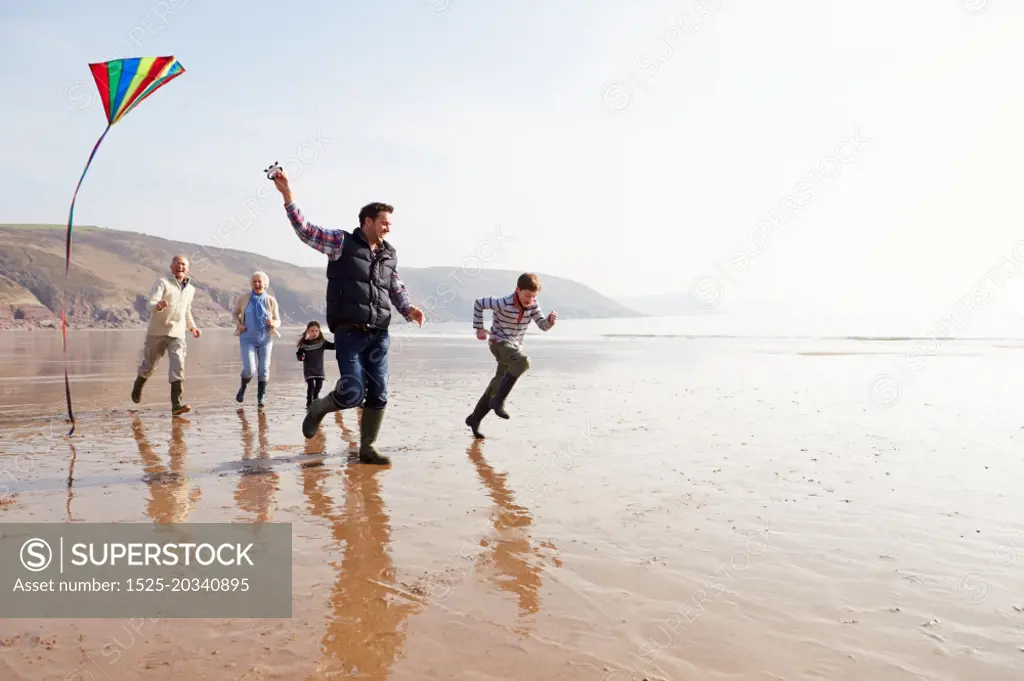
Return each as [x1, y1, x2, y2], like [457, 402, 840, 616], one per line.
[240, 336, 273, 382]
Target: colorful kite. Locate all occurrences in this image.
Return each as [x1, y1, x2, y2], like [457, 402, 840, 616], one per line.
[63, 56, 185, 435]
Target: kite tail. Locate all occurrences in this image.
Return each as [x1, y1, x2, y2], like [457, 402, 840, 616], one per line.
[63, 124, 111, 437]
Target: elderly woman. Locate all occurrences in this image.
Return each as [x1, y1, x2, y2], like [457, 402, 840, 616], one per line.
[233, 270, 282, 407]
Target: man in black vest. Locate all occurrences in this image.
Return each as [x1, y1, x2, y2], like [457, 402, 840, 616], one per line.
[272, 169, 424, 464]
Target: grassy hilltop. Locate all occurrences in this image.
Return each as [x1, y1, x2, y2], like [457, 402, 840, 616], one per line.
[0, 224, 640, 330]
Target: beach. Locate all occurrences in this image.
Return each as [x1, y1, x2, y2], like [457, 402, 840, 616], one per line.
[1, 326, 1023, 680]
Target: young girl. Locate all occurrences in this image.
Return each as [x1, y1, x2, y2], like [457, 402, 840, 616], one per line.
[296, 321, 335, 410]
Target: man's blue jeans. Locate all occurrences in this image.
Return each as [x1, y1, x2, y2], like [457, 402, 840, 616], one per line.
[331, 328, 391, 410]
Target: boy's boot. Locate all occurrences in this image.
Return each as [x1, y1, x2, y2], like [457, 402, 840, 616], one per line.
[465, 393, 491, 439]
[131, 375, 147, 404]
[302, 392, 341, 438]
[170, 380, 191, 416]
[359, 407, 390, 465]
[257, 381, 267, 408]
[236, 376, 250, 403]
[489, 373, 520, 419]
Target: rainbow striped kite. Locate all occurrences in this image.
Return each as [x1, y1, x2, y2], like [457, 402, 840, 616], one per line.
[63, 56, 185, 435]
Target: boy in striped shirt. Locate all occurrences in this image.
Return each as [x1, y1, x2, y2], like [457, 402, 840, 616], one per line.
[466, 273, 558, 438]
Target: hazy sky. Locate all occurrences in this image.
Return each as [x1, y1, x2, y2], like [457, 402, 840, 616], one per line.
[2, 0, 1023, 326]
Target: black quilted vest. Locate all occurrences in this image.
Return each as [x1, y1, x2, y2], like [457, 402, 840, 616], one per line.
[325, 227, 397, 331]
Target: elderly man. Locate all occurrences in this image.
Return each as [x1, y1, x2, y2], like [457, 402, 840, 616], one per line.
[271, 168, 424, 465]
[130, 255, 202, 415]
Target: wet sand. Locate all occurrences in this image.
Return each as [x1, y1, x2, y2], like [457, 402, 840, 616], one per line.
[1, 328, 1023, 680]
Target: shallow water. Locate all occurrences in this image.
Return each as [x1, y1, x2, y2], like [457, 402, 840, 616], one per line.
[1, 328, 1023, 680]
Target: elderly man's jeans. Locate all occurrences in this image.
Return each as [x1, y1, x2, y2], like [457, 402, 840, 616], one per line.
[331, 327, 390, 410]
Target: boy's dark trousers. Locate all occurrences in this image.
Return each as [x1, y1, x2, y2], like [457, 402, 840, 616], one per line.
[305, 377, 324, 407]
[466, 340, 530, 436]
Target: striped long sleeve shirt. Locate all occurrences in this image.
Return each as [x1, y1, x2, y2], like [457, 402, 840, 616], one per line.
[473, 293, 553, 346]
[284, 201, 415, 320]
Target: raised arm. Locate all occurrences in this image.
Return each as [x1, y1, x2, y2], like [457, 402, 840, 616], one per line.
[285, 202, 346, 258]
[273, 168, 346, 257]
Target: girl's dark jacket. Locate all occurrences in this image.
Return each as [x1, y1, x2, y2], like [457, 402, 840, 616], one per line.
[296, 338, 335, 379]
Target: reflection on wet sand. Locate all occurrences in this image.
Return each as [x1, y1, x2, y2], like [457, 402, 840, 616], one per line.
[301, 410, 424, 680]
[234, 408, 279, 522]
[4, 331, 1024, 680]
[131, 414, 201, 523]
[66, 442, 78, 521]
[466, 440, 561, 630]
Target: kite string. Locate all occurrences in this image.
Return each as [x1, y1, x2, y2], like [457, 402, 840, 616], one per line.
[63, 124, 112, 437]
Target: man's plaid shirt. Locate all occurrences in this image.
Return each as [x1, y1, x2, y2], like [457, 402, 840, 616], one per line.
[285, 201, 414, 320]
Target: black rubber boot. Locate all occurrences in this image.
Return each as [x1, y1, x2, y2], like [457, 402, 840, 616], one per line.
[171, 380, 191, 416]
[302, 392, 341, 438]
[465, 393, 491, 439]
[131, 375, 147, 404]
[236, 377, 250, 403]
[257, 381, 267, 408]
[489, 373, 520, 419]
[359, 407, 390, 465]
